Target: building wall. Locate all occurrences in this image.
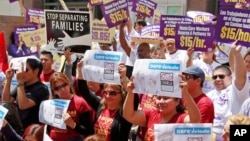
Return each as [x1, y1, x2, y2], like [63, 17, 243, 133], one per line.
[0, 15, 26, 47]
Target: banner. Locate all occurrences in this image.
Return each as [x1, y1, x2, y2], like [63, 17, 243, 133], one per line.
[215, 7, 250, 47]
[160, 15, 193, 39]
[220, 0, 250, 6]
[26, 8, 45, 25]
[130, 36, 161, 45]
[0, 32, 8, 73]
[154, 123, 213, 141]
[83, 50, 126, 84]
[100, 0, 129, 28]
[131, 0, 157, 17]
[187, 11, 216, 25]
[19, 28, 46, 47]
[39, 99, 70, 129]
[132, 59, 181, 97]
[45, 10, 91, 54]
[175, 24, 215, 52]
[92, 20, 116, 43]
[14, 26, 38, 45]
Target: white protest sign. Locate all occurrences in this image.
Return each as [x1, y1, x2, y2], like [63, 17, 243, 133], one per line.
[83, 50, 126, 84]
[43, 125, 53, 141]
[10, 55, 39, 71]
[154, 123, 213, 141]
[0, 106, 8, 129]
[39, 99, 70, 129]
[132, 59, 181, 97]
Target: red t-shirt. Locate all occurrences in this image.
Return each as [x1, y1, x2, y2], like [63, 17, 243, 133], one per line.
[40, 70, 55, 82]
[193, 94, 214, 123]
[94, 108, 118, 141]
[144, 110, 187, 141]
[50, 95, 94, 141]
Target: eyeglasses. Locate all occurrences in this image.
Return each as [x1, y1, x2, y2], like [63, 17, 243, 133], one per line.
[212, 74, 227, 80]
[103, 90, 121, 96]
[54, 83, 68, 91]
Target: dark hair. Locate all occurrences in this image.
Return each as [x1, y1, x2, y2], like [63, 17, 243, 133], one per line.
[22, 124, 44, 141]
[134, 20, 147, 27]
[243, 49, 250, 60]
[213, 65, 232, 76]
[40, 50, 53, 59]
[10, 32, 15, 44]
[0, 101, 23, 136]
[26, 58, 43, 78]
[174, 98, 185, 113]
[49, 72, 75, 99]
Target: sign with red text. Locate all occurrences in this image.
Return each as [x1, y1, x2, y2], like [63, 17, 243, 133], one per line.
[92, 20, 115, 43]
[19, 28, 46, 47]
[131, 0, 157, 17]
[100, 0, 129, 28]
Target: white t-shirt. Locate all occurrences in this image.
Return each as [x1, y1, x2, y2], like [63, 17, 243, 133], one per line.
[193, 59, 221, 93]
[165, 50, 188, 72]
[207, 77, 249, 134]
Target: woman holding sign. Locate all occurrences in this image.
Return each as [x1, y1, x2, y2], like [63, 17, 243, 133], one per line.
[76, 60, 139, 141]
[123, 76, 201, 141]
[49, 72, 94, 141]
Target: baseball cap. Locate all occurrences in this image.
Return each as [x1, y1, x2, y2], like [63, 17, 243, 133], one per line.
[183, 66, 205, 81]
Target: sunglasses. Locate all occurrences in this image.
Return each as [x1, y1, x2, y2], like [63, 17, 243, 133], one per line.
[54, 83, 68, 91]
[212, 74, 227, 80]
[103, 90, 121, 96]
[183, 73, 198, 80]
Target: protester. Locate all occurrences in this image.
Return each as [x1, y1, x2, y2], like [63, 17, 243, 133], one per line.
[207, 41, 249, 140]
[39, 50, 55, 82]
[49, 72, 94, 141]
[123, 74, 201, 141]
[2, 58, 49, 129]
[76, 59, 139, 141]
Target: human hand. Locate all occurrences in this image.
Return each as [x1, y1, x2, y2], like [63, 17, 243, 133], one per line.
[77, 59, 84, 70]
[179, 74, 189, 95]
[127, 77, 135, 94]
[5, 64, 14, 80]
[230, 40, 241, 53]
[16, 63, 25, 84]
[186, 47, 194, 58]
[63, 112, 76, 129]
[64, 48, 72, 64]
[58, 31, 72, 48]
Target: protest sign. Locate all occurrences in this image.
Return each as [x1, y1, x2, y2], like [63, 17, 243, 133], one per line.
[92, 20, 116, 43]
[160, 15, 193, 39]
[39, 99, 70, 129]
[14, 26, 38, 45]
[9, 55, 38, 71]
[154, 123, 213, 141]
[187, 11, 216, 25]
[220, 0, 250, 7]
[9, 0, 18, 3]
[215, 7, 250, 47]
[100, 0, 129, 28]
[141, 24, 160, 37]
[82, 50, 125, 84]
[152, 9, 161, 24]
[130, 36, 161, 45]
[175, 24, 215, 52]
[0, 106, 8, 129]
[132, 59, 181, 97]
[26, 8, 45, 25]
[19, 28, 46, 47]
[45, 10, 90, 54]
[131, 0, 157, 17]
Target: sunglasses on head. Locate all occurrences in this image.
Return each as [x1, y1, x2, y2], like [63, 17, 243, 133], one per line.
[103, 90, 121, 96]
[54, 83, 68, 91]
[212, 74, 227, 80]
